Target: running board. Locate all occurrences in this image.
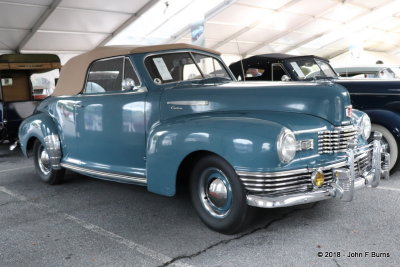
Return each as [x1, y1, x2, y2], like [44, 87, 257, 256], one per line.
[61, 163, 147, 185]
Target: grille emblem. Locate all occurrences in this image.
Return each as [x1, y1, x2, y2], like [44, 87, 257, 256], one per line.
[296, 139, 314, 151]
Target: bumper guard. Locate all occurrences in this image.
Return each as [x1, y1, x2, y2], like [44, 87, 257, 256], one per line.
[246, 132, 390, 208]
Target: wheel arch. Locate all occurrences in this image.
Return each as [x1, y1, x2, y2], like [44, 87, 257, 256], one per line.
[175, 150, 222, 194]
[18, 113, 62, 162]
[365, 109, 400, 142]
[25, 136, 39, 157]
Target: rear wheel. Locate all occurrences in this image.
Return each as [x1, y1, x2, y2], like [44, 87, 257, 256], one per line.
[33, 140, 65, 184]
[190, 155, 251, 234]
[369, 124, 399, 173]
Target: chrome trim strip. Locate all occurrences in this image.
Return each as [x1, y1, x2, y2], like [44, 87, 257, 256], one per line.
[237, 161, 345, 178]
[167, 100, 209, 106]
[242, 175, 333, 186]
[61, 163, 147, 185]
[78, 88, 147, 97]
[293, 127, 327, 134]
[237, 151, 369, 179]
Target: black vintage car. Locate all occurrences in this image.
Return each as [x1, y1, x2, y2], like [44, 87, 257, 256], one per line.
[0, 54, 61, 143]
[230, 54, 400, 172]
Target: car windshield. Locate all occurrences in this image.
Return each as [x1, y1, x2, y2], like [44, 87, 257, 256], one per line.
[145, 52, 233, 85]
[286, 58, 338, 80]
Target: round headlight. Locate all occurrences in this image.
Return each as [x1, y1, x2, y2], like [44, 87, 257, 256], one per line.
[277, 128, 296, 163]
[360, 114, 371, 140]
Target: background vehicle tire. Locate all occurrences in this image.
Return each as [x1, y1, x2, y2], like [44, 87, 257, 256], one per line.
[370, 124, 399, 173]
[33, 140, 65, 184]
[190, 154, 252, 234]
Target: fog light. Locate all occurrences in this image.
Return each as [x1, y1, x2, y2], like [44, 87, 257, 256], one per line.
[311, 169, 325, 187]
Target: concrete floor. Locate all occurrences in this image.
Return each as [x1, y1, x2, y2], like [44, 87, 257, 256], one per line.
[0, 142, 399, 267]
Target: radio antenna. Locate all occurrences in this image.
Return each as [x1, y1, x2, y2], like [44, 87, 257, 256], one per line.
[234, 39, 245, 81]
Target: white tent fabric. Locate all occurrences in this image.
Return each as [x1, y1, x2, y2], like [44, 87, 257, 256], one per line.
[1, 0, 400, 63]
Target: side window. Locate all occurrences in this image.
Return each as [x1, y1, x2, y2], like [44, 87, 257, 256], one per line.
[124, 58, 140, 87]
[85, 57, 123, 94]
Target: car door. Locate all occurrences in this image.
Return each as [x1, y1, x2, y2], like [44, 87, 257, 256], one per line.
[74, 56, 146, 175]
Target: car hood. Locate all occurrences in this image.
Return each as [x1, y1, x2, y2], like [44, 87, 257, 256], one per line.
[160, 81, 352, 126]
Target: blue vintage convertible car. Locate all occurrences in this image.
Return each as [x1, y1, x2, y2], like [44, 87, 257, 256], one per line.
[18, 44, 389, 234]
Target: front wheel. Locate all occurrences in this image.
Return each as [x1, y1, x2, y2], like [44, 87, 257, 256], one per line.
[33, 140, 65, 184]
[369, 124, 399, 173]
[190, 155, 251, 234]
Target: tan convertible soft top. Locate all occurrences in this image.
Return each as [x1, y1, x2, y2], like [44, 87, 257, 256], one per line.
[52, 43, 221, 96]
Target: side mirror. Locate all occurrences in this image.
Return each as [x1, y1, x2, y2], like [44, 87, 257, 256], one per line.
[281, 75, 291, 82]
[122, 78, 136, 91]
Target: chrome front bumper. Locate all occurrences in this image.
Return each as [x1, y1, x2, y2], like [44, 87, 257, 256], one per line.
[244, 133, 390, 209]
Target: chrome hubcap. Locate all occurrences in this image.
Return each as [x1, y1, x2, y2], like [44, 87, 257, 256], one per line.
[207, 178, 228, 208]
[199, 167, 232, 218]
[38, 145, 51, 175]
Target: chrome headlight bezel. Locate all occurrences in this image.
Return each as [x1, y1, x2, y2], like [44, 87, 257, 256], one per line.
[277, 127, 297, 163]
[359, 114, 371, 140]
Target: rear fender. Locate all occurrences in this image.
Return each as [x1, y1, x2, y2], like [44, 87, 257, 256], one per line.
[18, 113, 61, 164]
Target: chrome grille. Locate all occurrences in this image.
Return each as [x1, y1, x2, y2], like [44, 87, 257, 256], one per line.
[318, 125, 357, 154]
[239, 150, 371, 196]
[354, 151, 371, 177]
[239, 169, 334, 196]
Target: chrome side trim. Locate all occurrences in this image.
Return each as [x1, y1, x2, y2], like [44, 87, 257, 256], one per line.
[167, 100, 209, 106]
[78, 88, 147, 97]
[43, 134, 62, 170]
[61, 163, 147, 185]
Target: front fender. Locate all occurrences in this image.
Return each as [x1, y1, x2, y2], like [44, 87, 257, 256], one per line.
[18, 113, 60, 157]
[146, 115, 283, 196]
[364, 109, 400, 142]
